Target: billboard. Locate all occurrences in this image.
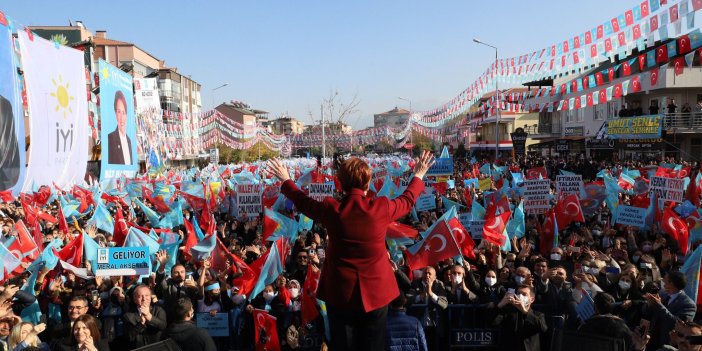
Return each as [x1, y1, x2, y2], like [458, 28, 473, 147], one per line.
[99, 59, 138, 179]
[606, 115, 662, 139]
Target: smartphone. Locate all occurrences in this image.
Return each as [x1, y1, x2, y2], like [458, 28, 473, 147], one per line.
[605, 266, 621, 274]
[308, 249, 316, 256]
[317, 248, 325, 260]
[507, 288, 515, 295]
[639, 319, 650, 337]
[91, 290, 99, 300]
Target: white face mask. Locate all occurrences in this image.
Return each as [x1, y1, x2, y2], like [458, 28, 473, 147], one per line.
[514, 276, 525, 285]
[453, 275, 463, 285]
[289, 288, 299, 299]
[618, 281, 631, 291]
[485, 277, 496, 287]
[550, 253, 561, 261]
[263, 292, 276, 302]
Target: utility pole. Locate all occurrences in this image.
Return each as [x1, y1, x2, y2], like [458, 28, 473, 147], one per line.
[321, 103, 326, 159]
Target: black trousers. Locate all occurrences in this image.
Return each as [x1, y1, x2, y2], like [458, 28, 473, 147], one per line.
[327, 304, 389, 351]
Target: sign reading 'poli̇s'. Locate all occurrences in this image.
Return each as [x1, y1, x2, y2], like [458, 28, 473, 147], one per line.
[606, 115, 663, 139]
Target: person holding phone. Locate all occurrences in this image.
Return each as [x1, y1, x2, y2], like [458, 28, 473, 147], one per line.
[493, 285, 547, 351]
[578, 292, 633, 350]
[267, 150, 434, 351]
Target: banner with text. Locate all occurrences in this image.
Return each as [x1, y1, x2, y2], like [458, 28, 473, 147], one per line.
[615, 205, 647, 228]
[607, 115, 662, 139]
[523, 180, 551, 215]
[237, 184, 262, 217]
[650, 176, 684, 203]
[427, 157, 453, 176]
[309, 182, 334, 202]
[0, 23, 25, 194]
[556, 175, 584, 197]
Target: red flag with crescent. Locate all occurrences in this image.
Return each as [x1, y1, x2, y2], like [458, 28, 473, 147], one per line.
[406, 220, 461, 270]
[253, 310, 281, 351]
[555, 194, 585, 229]
[662, 206, 689, 255]
[448, 217, 476, 260]
[483, 211, 510, 247]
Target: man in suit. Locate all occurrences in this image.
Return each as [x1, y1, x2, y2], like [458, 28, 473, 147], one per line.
[445, 264, 478, 305]
[107, 90, 133, 165]
[645, 271, 697, 350]
[493, 284, 548, 351]
[267, 151, 435, 351]
[406, 266, 448, 351]
[122, 285, 167, 349]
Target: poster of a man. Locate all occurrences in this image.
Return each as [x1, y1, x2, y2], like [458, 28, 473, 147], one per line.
[107, 90, 133, 165]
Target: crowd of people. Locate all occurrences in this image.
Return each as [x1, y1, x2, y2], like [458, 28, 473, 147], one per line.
[0, 151, 701, 351]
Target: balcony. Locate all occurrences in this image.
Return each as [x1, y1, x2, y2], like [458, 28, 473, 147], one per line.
[661, 112, 702, 130]
[522, 123, 561, 138]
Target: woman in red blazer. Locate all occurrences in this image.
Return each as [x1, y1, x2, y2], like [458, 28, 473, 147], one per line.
[267, 151, 434, 351]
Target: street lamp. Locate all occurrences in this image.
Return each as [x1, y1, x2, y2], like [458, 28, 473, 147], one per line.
[211, 83, 229, 110]
[398, 97, 413, 146]
[473, 38, 500, 161]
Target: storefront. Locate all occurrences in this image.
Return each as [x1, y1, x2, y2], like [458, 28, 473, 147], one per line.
[585, 138, 615, 160]
[615, 138, 664, 160]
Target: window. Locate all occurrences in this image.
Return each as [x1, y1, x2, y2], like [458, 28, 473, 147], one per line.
[595, 104, 606, 120]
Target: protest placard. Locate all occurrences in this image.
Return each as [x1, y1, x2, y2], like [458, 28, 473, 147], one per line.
[469, 220, 485, 239]
[459, 213, 472, 229]
[96, 247, 150, 277]
[196, 313, 229, 337]
[649, 176, 684, 203]
[523, 180, 551, 215]
[427, 157, 453, 176]
[478, 178, 492, 191]
[415, 194, 436, 212]
[309, 182, 334, 202]
[615, 205, 647, 228]
[556, 175, 584, 196]
[237, 184, 262, 217]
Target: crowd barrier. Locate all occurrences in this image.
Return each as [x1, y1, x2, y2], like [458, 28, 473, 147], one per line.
[404, 304, 625, 350]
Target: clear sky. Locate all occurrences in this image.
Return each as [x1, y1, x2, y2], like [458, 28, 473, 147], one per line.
[3, 1, 640, 129]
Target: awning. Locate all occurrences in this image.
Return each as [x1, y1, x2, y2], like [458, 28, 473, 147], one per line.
[561, 136, 587, 140]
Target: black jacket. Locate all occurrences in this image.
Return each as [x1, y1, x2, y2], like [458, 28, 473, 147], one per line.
[578, 314, 633, 351]
[493, 306, 548, 351]
[106, 129, 133, 165]
[162, 321, 216, 351]
[122, 304, 167, 349]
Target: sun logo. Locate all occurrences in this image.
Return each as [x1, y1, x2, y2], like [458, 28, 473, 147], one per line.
[50, 75, 74, 118]
[101, 66, 110, 80]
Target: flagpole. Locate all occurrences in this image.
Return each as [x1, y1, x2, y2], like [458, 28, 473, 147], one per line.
[473, 39, 499, 161]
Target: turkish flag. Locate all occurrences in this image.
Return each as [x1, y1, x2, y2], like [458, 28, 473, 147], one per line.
[407, 220, 461, 269]
[575, 96, 582, 109]
[585, 31, 593, 44]
[183, 218, 199, 262]
[631, 193, 650, 208]
[112, 208, 129, 246]
[539, 210, 557, 256]
[641, 1, 650, 17]
[638, 54, 646, 70]
[20, 194, 38, 226]
[587, 93, 594, 107]
[694, 0, 702, 11]
[650, 67, 660, 86]
[562, 99, 569, 111]
[253, 310, 281, 351]
[626, 10, 634, 25]
[228, 245, 256, 296]
[687, 171, 700, 207]
[605, 38, 613, 52]
[611, 18, 620, 32]
[618, 32, 627, 47]
[657, 45, 668, 64]
[597, 25, 604, 39]
[179, 191, 206, 211]
[674, 57, 685, 76]
[599, 89, 607, 103]
[582, 76, 589, 88]
[10, 221, 39, 263]
[678, 166, 691, 179]
[563, 40, 569, 53]
[387, 221, 420, 240]
[33, 186, 52, 207]
[560, 84, 567, 95]
[483, 211, 510, 247]
[679, 35, 692, 54]
[633, 24, 642, 40]
[670, 4, 679, 23]
[595, 72, 604, 86]
[555, 194, 585, 229]
[0, 190, 12, 203]
[608, 67, 616, 82]
[662, 206, 689, 255]
[301, 265, 321, 325]
[262, 214, 278, 242]
[613, 83, 623, 98]
[650, 15, 659, 31]
[57, 204, 69, 235]
[632, 76, 642, 93]
[574, 35, 580, 49]
[57, 232, 83, 267]
[571, 80, 578, 93]
[448, 217, 476, 260]
[432, 182, 448, 196]
[623, 61, 632, 76]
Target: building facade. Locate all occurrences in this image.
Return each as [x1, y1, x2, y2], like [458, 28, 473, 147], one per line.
[374, 107, 410, 129]
[270, 117, 305, 135]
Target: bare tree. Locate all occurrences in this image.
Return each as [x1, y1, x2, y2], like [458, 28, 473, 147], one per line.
[305, 90, 361, 153]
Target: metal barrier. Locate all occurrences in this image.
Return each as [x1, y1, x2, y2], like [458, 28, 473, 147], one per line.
[405, 303, 565, 350]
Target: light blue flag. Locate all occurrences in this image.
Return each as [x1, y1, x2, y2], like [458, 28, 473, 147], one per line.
[511, 173, 524, 186]
[250, 240, 283, 300]
[506, 201, 526, 239]
[560, 169, 577, 176]
[191, 233, 217, 261]
[60, 195, 82, 220]
[447, 179, 455, 189]
[36, 239, 63, 270]
[191, 214, 206, 241]
[265, 208, 299, 243]
[298, 213, 314, 232]
[0, 242, 21, 280]
[471, 200, 486, 220]
[19, 260, 44, 324]
[158, 238, 182, 274]
[124, 227, 160, 255]
[377, 175, 394, 198]
[501, 228, 511, 252]
[158, 202, 184, 229]
[134, 198, 161, 227]
[88, 201, 114, 235]
[682, 245, 702, 304]
[442, 196, 465, 212]
[84, 233, 100, 274]
[479, 163, 492, 176]
[440, 146, 450, 158]
[181, 180, 205, 197]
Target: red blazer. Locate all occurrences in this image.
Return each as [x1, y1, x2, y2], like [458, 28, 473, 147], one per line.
[281, 176, 425, 312]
